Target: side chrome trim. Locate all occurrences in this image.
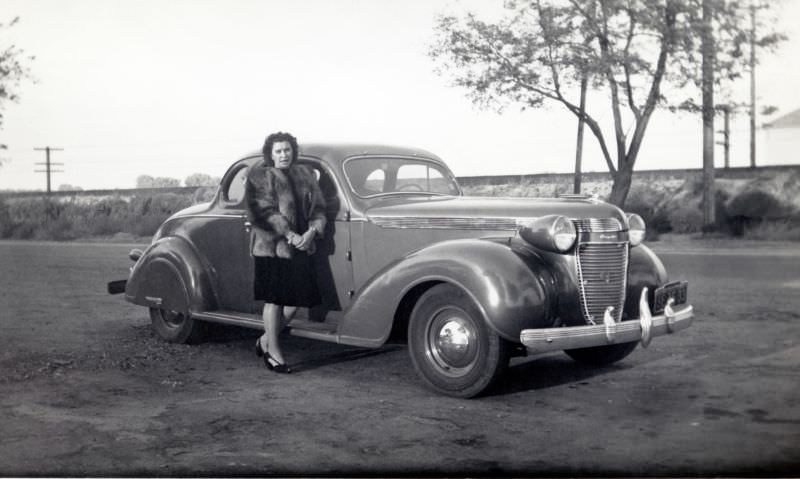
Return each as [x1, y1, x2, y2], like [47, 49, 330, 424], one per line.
[369, 215, 627, 232]
[369, 216, 519, 230]
[520, 288, 693, 354]
[180, 214, 246, 220]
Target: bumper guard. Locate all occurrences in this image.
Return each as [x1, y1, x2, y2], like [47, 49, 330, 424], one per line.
[520, 287, 693, 354]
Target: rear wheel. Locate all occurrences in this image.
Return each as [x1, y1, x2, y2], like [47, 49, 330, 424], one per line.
[564, 341, 638, 366]
[408, 284, 510, 398]
[149, 307, 205, 344]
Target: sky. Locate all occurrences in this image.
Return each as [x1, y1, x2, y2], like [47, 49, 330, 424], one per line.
[1, 0, 799, 191]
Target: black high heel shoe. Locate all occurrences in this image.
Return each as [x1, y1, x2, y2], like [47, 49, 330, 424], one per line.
[264, 353, 292, 374]
[255, 340, 265, 357]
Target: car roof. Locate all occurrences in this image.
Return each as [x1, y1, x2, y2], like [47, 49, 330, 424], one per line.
[241, 142, 444, 165]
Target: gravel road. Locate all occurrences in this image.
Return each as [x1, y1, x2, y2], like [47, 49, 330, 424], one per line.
[0, 239, 798, 476]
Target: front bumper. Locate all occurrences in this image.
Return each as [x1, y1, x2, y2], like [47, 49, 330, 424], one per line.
[520, 287, 693, 354]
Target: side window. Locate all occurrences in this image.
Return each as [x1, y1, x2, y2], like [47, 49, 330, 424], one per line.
[363, 169, 386, 195]
[395, 163, 452, 194]
[225, 165, 249, 203]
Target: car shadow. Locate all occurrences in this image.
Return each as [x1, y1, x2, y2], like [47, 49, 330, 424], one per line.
[488, 353, 633, 397]
[201, 325, 630, 396]
[287, 345, 404, 373]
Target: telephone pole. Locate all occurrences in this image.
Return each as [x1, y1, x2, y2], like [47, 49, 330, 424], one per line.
[573, 73, 588, 194]
[701, 0, 716, 230]
[34, 147, 64, 195]
[749, 1, 757, 168]
[716, 105, 731, 169]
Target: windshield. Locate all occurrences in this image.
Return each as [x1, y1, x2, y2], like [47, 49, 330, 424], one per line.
[344, 157, 461, 198]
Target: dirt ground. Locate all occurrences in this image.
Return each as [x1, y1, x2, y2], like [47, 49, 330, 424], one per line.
[0, 238, 798, 476]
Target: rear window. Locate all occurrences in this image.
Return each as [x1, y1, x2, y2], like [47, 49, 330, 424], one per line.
[344, 157, 460, 198]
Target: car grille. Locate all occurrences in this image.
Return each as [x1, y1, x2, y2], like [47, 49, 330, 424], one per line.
[575, 242, 629, 325]
[573, 218, 623, 233]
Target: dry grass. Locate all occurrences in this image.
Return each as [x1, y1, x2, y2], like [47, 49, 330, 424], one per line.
[1, 169, 797, 241]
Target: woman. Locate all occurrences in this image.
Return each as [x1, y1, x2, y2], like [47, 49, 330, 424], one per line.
[245, 131, 326, 373]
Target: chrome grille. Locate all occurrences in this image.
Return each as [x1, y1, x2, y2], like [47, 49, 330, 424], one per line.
[573, 218, 623, 233]
[575, 242, 629, 324]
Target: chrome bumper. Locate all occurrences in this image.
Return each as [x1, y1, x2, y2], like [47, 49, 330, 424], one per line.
[520, 288, 693, 354]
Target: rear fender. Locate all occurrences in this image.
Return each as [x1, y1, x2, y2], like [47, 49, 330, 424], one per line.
[338, 239, 556, 346]
[124, 236, 217, 314]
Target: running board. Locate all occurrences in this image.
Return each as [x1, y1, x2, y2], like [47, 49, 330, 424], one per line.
[288, 320, 340, 343]
[193, 310, 262, 329]
[192, 310, 342, 344]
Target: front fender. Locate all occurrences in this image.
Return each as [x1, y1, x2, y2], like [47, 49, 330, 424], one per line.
[124, 236, 217, 314]
[337, 239, 556, 346]
[624, 243, 669, 319]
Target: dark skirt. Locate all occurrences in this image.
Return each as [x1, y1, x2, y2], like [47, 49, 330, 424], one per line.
[253, 254, 321, 307]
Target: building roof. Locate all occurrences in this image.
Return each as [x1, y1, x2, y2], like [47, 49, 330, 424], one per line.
[764, 108, 800, 129]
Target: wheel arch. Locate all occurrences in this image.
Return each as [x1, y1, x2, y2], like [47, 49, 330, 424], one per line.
[125, 235, 217, 314]
[338, 239, 556, 347]
[388, 280, 444, 343]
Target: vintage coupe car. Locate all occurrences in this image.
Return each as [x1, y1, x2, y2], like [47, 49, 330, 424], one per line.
[109, 143, 693, 397]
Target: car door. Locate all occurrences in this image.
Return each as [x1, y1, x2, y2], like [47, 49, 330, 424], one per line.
[191, 159, 258, 313]
[300, 158, 355, 317]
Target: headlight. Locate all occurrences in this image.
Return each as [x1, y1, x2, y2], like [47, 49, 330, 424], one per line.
[627, 213, 646, 246]
[518, 215, 577, 253]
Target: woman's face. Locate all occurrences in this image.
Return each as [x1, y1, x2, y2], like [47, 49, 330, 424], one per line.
[271, 141, 293, 169]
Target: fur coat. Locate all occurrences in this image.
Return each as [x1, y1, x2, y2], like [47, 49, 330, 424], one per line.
[245, 162, 326, 258]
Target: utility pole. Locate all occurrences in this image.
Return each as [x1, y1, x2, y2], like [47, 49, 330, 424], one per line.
[716, 105, 731, 169]
[34, 147, 64, 195]
[749, 1, 757, 168]
[701, 0, 716, 230]
[573, 73, 588, 194]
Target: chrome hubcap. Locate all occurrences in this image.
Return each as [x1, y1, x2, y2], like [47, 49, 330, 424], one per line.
[160, 310, 185, 329]
[426, 308, 479, 378]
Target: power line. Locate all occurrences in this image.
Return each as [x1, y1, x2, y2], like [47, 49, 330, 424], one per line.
[33, 146, 64, 195]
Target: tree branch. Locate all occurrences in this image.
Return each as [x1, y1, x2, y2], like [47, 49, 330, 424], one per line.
[626, 0, 677, 166]
[598, 0, 627, 167]
[622, 1, 642, 120]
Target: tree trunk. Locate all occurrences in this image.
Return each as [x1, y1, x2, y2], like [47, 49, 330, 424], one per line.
[607, 167, 633, 207]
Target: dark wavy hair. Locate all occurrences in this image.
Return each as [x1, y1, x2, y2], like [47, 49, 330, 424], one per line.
[262, 131, 299, 167]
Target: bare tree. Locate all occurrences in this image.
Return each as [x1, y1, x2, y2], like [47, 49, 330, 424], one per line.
[136, 175, 180, 188]
[184, 173, 220, 187]
[0, 17, 35, 163]
[429, 0, 784, 206]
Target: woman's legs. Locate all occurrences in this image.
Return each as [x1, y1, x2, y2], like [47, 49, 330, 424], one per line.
[260, 303, 285, 365]
[259, 304, 299, 366]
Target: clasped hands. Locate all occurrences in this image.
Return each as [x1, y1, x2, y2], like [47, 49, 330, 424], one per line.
[286, 228, 316, 251]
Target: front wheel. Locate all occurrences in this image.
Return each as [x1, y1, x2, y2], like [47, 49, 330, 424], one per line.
[408, 284, 510, 398]
[149, 307, 205, 344]
[564, 341, 638, 366]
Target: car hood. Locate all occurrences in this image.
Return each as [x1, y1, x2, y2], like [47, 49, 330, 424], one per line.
[364, 195, 626, 227]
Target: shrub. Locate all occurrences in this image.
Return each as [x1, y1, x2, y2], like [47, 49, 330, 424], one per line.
[129, 215, 169, 237]
[89, 215, 125, 236]
[742, 218, 800, 241]
[624, 185, 671, 235]
[0, 198, 14, 238]
[727, 189, 792, 219]
[192, 186, 217, 204]
[666, 205, 704, 234]
[41, 215, 82, 241]
[0, 192, 196, 241]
